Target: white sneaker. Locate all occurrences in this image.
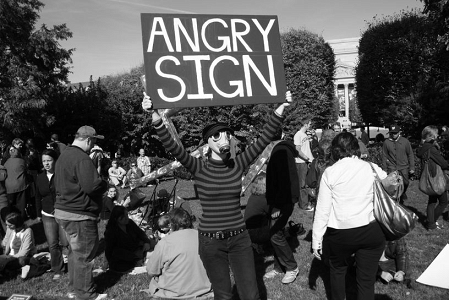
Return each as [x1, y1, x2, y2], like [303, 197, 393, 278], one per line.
[281, 267, 299, 284]
[264, 269, 281, 279]
[94, 294, 107, 300]
[21, 265, 30, 279]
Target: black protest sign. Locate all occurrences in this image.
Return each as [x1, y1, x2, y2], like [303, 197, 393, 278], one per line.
[141, 13, 286, 109]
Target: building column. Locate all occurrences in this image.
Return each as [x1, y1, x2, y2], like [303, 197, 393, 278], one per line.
[344, 83, 349, 118]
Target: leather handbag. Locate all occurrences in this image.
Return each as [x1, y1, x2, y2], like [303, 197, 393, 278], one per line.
[419, 150, 448, 196]
[369, 163, 418, 241]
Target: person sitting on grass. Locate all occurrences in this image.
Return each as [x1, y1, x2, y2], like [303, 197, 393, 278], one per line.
[126, 161, 144, 180]
[104, 206, 153, 273]
[0, 212, 36, 277]
[145, 208, 213, 299]
[377, 237, 410, 285]
[108, 160, 127, 189]
[100, 185, 118, 222]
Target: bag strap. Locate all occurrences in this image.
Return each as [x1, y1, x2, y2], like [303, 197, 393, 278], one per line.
[368, 162, 380, 180]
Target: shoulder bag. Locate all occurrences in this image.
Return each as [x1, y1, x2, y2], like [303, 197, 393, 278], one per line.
[369, 163, 418, 241]
[419, 149, 448, 196]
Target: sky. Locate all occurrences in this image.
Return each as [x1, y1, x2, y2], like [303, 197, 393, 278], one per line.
[39, 0, 423, 83]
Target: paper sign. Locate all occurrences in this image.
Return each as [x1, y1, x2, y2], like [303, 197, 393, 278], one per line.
[141, 13, 286, 109]
[416, 244, 449, 289]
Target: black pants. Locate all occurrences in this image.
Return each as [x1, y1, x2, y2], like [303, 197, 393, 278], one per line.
[427, 191, 448, 227]
[326, 221, 385, 300]
[269, 203, 297, 272]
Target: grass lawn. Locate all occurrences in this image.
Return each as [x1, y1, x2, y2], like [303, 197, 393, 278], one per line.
[1, 178, 449, 300]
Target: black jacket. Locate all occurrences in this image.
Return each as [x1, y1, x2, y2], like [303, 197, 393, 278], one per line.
[266, 141, 299, 207]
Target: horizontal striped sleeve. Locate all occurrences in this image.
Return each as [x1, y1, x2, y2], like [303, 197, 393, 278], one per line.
[154, 119, 199, 174]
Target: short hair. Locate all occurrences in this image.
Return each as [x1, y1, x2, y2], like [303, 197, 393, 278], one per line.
[299, 117, 312, 128]
[42, 148, 59, 161]
[9, 147, 20, 158]
[6, 212, 24, 228]
[158, 214, 171, 231]
[251, 174, 266, 195]
[51, 134, 59, 141]
[422, 125, 438, 143]
[12, 138, 24, 146]
[169, 208, 193, 231]
[320, 129, 336, 141]
[331, 132, 360, 161]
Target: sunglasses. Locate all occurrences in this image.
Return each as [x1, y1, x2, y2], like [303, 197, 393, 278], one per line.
[211, 131, 232, 142]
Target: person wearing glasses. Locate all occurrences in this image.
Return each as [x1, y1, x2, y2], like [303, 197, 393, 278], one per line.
[142, 91, 292, 300]
[126, 161, 144, 181]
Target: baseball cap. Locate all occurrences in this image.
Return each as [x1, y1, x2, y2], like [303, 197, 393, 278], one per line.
[202, 122, 234, 142]
[388, 125, 401, 133]
[76, 126, 104, 139]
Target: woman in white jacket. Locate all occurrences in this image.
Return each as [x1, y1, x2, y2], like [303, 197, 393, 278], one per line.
[312, 132, 387, 300]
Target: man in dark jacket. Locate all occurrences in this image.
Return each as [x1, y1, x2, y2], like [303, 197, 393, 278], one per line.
[264, 140, 300, 284]
[382, 125, 415, 204]
[54, 126, 108, 300]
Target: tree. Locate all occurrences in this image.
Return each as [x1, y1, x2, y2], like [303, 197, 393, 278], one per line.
[0, 0, 73, 139]
[281, 28, 338, 134]
[423, 0, 449, 49]
[355, 10, 449, 136]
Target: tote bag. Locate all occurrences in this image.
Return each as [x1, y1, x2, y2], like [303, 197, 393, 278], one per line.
[370, 163, 418, 241]
[419, 150, 447, 196]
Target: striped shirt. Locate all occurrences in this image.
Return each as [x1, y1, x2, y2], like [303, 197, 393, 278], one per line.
[154, 112, 284, 232]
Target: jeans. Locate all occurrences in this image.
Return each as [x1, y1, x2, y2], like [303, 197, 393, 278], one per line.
[269, 203, 297, 272]
[427, 191, 448, 227]
[56, 218, 99, 300]
[42, 215, 68, 274]
[326, 221, 385, 300]
[198, 230, 259, 300]
[296, 163, 309, 209]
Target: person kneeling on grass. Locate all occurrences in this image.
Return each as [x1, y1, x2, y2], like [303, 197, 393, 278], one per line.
[145, 208, 213, 299]
[0, 212, 36, 277]
[377, 237, 410, 285]
[104, 206, 153, 273]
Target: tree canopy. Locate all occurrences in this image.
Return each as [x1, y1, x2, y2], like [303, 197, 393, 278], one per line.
[281, 28, 337, 133]
[0, 0, 73, 139]
[355, 10, 449, 136]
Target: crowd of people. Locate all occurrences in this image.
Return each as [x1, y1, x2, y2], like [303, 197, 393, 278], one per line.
[0, 91, 448, 300]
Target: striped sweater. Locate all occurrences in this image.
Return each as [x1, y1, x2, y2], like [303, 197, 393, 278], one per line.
[154, 112, 284, 232]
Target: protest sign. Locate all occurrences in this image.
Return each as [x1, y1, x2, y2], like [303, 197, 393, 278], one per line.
[141, 13, 286, 109]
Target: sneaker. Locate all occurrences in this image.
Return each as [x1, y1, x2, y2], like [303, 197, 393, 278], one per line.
[264, 269, 281, 279]
[52, 274, 62, 280]
[281, 267, 299, 284]
[94, 294, 108, 300]
[21, 265, 30, 279]
[436, 221, 444, 229]
[67, 292, 76, 299]
[304, 204, 314, 212]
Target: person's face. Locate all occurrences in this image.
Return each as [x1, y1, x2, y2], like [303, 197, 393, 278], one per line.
[305, 121, 312, 130]
[131, 163, 137, 170]
[207, 130, 232, 156]
[333, 125, 340, 132]
[389, 132, 400, 140]
[6, 221, 18, 232]
[107, 187, 117, 198]
[118, 213, 129, 225]
[139, 149, 145, 157]
[112, 161, 118, 168]
[42, 154, 55, 173]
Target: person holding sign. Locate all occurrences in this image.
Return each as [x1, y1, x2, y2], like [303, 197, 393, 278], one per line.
[142, 91, 291, 300]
